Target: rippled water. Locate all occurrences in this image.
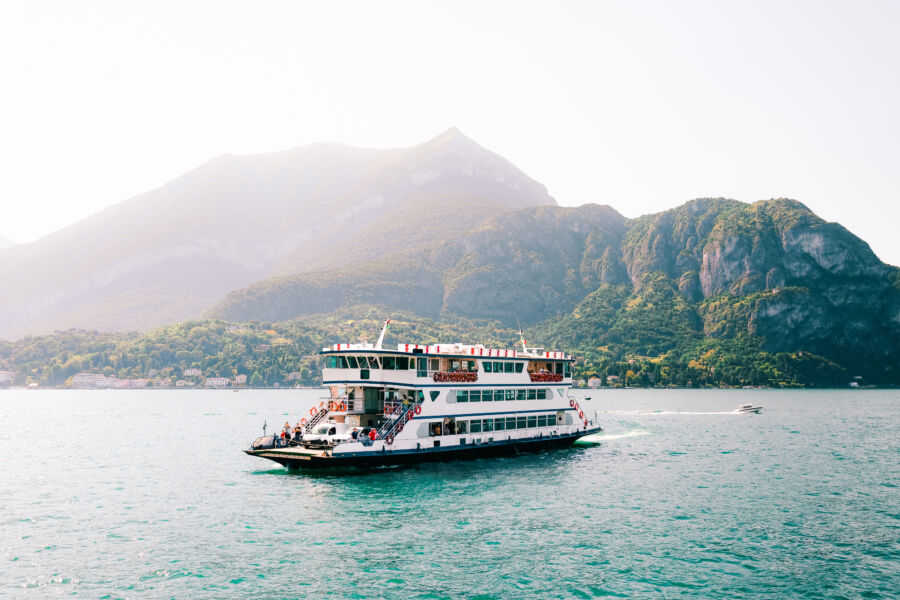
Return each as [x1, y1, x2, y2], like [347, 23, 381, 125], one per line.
[0, 389, 897, 598]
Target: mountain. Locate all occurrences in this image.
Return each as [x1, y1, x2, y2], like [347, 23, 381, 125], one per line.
[0, 128, 555, 339]
[211, 197, 900, 383]
[210, 203, 628, 324]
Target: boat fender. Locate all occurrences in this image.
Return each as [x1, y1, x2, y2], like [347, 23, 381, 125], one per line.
[584, 420, 588, 427]
[570, 398, 575, 408]
[414, 404, 422, 415]
[386, 434, 394, 445]
[309, 406, 318, 416]
[579, 410, 584, 419]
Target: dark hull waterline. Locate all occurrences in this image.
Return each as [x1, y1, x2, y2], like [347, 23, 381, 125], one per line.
[244, 427, 602, 470]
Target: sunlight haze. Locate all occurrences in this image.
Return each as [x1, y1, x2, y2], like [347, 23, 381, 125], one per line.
[2, 0, 899, 264]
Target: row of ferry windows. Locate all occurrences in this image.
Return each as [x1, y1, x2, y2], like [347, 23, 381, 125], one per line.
[454, 389, 548, 402]
[456, 413, 559, 433]
[326, 355, 482, 371]
[325, 355, 569, 376]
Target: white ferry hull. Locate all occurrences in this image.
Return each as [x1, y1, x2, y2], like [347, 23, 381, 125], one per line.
[245, 426, 602, 469]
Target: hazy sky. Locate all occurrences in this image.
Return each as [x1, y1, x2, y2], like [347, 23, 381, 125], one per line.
[2, 0, 899, 264]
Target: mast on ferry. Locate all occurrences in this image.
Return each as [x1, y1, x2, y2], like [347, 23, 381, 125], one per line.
[375, 318, 391, 350]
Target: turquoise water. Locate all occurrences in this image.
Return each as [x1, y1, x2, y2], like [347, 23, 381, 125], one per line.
[0, 389, 897, 598]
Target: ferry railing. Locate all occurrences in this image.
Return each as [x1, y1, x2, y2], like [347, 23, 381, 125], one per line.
[375, 401, 419, 445]
[303, 400, 331, 433]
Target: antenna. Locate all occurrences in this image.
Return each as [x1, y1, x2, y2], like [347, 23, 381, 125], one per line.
[515, 313, 528, 353]
[375, 317, 391, 350]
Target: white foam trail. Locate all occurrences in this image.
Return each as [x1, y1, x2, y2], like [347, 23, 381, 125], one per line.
[601, 410, 739, 416]
[576, 429, 652, 444]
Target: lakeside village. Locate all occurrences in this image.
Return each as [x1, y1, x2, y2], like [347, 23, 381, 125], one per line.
[0, 367, 320, 390]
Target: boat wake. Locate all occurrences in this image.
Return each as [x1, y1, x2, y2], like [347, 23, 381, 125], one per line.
[575, 428, 652, 444]
[600, 410, 740, 416]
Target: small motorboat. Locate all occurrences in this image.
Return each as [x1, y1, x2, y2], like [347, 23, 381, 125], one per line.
[735, 403, 762, 414]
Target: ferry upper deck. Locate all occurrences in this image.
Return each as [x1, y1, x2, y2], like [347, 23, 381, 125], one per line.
[321, 341, 573, 387]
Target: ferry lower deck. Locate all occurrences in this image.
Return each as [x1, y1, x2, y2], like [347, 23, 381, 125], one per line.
[244, 425, 601, 469]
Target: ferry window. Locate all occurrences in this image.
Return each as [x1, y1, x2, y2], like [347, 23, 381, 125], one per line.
[494, 418, 505, 431]
[504, 362, 514, 373]
[429, 391, 439, 402]
[326, 356, 337, 368]
[397, 357, 409, 370]
[527, 416, 537, 428]
[417, 391, 425, 402]
[505, 390, 516, 401]
[465, 360, 477, 371]
[538, 415, 548, 427]
[488, 390, 499, 402]
[564, 363, 571, 377]
[339, 356, 349, 369]
[516, 390, 526, 401]
[347, 356, 359, 368]
[361, 369, 369, 379]
[370, 357, 379, 369]
[457, 421, 468, 434]
[470, 420, 482, 433]
[506, 417, 516, 430]
[471, 390, 482, 402]
[483, 361, 492, 373]
[527, 389, 537, 400]
[537, 389, 547, 400]
[456, 390, 468, 402]
[482, 390, 492, 402]
[556, 389, 564, 397]
[383, 356, 396, 370]
[517, 416, 527, 429]
[515, 363, 524, 373]
[555, 362, 563, 375]
[482, 419, 494, 432]
[494, 362, 502, 372]
[429, 358, 440, 371]
[416, 357, 427, 377]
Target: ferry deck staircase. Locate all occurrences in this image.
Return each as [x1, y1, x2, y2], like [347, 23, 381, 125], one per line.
[375, 401, 420, 445]
[303, 401, 332, 434]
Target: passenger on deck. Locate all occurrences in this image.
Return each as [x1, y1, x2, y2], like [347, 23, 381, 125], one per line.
[283, 422, 292, 444]
[292, 421, 303, 444]
[368, 428, 377, 442]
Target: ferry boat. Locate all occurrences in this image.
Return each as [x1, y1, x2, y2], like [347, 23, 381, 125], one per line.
[244, 321, 601, 469]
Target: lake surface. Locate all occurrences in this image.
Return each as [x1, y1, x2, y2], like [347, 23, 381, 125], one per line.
[0, 389, 897, 598]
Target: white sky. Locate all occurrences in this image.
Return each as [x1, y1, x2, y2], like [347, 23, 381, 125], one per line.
[2, 0, 899, 265]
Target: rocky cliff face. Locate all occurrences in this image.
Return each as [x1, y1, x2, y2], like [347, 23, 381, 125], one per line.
[213, 196, 900, 380]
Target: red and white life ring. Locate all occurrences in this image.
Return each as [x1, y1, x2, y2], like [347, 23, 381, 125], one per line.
[309, 406, 318, 416]
[579, 410, 584, 420]
[300, 418, 307, 427]
[569, 398, 575, 408]
[414, 404, 422, 415]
